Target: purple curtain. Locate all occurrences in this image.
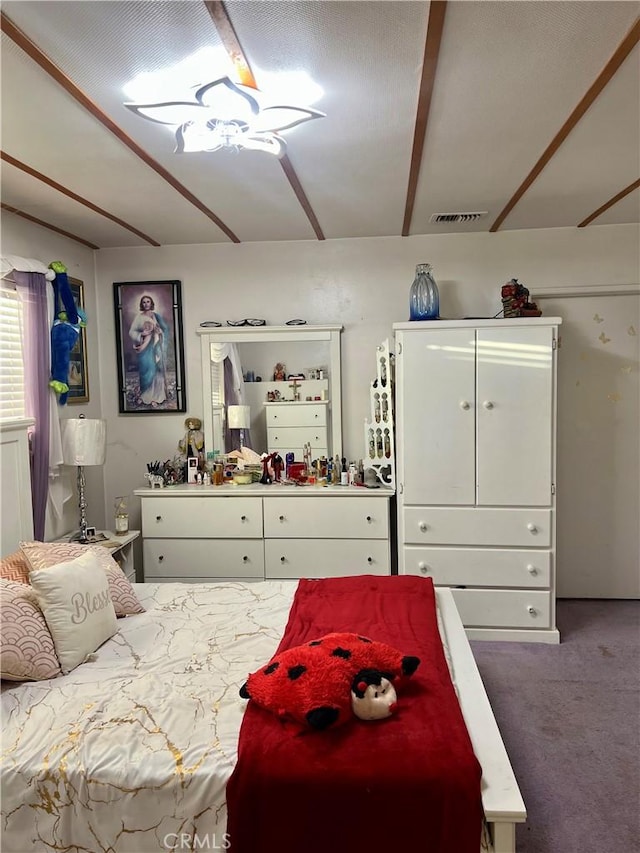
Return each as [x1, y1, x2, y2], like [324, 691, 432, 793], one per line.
[14, 271, 50, 540]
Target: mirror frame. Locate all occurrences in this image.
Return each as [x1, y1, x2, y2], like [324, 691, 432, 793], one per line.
[197, 324, 343, 461]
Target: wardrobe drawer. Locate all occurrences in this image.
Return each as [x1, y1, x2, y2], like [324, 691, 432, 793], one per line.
[264, 497, 389, 539]
[265, 539, 390, 578]
[267, 426, 328, 449]
[141, 497, 263, 538]
[266, 404, 327, 428]
[403, 507, 552, 547]
[449, 589, 551, 629]
[402, 548, 551, 588]
[143, 539, 264, 579]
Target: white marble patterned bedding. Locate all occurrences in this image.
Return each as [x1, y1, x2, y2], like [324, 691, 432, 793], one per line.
[1, 581, 299, 853]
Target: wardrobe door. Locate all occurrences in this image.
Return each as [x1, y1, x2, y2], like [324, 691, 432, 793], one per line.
[399, 329, 476, 505]
[476, 326, 555, 506]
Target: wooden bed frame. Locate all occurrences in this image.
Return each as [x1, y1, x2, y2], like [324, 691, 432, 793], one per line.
[437, 589, 526, 853]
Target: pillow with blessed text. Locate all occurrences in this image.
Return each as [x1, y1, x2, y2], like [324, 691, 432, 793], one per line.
[21, 540, 144, 617]
[30, 551, 118, 674]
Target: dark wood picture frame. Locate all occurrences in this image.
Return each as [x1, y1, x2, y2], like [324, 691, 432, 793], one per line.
[66, 277, 89, 404]
[113, 280, 186, 414]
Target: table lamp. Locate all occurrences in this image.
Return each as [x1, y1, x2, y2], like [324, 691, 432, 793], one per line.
[227, 404, 250, 450]
[60, 415, 107, 543]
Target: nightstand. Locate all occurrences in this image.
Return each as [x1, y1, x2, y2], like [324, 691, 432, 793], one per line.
[54, 530, 140, 582]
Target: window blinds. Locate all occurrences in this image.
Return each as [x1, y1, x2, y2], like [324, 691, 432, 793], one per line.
[0, 284, 26, 419]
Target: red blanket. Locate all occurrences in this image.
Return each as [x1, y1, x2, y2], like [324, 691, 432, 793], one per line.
[226, 575, 482, 852]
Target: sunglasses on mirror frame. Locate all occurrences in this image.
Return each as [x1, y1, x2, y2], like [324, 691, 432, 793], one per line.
[226, 319, 266, 327]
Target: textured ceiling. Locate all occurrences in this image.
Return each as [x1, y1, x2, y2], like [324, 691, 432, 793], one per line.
[1, 1, 638, 249]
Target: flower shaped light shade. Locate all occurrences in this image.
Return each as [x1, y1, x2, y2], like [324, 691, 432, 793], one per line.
[125, 76, 325, 157]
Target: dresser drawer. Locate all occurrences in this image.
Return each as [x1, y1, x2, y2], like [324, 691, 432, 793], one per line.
[143, 539, 264, 579]
[402, 547, 551, 588]
[265, 539, 390, 578]
[141, 497, 263, 538]
[450, 589, 551, 629]
[267, 426, 328, 449]
[403, 507, 552, 547]
[266, 404, 327, 428]
[264, 497, 389, 539]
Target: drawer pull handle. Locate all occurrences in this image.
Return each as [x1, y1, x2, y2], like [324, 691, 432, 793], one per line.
[366, 515, 372, 523]
[158, 555, 164, 563]
[280, 556, 286, 563]
[527, 564, 537, 575]
[279, 515, 285, 522]
[241, 515, 247, 522]
[367, 557, 373, 564]
[242, 555, 249, 563]
[527, 523, 538, 533]
[460, 401, 470, 410]
[419, 521, 428, 532]
[483, 400, 494, 410]
[527, 605, 537, 616]
[418, 562, 429, 574]
[156, 515, 162, 522]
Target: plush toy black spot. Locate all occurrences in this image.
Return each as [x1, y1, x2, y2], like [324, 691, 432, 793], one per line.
[287, 665, 307, 680]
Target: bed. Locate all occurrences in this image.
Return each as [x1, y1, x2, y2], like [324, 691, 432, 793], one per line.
[1, 578, 525, 853]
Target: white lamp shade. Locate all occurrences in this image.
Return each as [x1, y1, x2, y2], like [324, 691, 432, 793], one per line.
[61, 418, 107, 466]
[227, 405, 251, 430]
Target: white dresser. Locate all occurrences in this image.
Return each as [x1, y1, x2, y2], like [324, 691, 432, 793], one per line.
[134, 484, 392, 583]
[265, 401, 329, 459]
[394, 318, 562, 643]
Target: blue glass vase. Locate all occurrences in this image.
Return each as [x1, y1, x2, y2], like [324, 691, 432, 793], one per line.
[409, 263, 439, 320]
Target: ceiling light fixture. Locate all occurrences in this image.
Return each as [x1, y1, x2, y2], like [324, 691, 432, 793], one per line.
[125, 75, 325, 158]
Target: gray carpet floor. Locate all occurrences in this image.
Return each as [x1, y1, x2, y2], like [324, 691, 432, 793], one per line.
[471, 599, 640, 853]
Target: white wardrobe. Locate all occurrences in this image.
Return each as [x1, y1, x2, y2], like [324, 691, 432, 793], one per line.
[394, 318, 562, 643]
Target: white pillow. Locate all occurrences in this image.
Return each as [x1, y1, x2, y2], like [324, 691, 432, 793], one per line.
[30, 550, 118, 673]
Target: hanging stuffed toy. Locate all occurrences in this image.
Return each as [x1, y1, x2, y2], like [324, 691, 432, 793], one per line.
[48, 261, 86, 405]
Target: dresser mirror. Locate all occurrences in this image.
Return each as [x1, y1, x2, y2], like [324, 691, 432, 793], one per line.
[197, 325, 343, 463]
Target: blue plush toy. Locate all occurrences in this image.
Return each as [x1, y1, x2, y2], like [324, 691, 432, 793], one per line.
[49, 261, 86, 405]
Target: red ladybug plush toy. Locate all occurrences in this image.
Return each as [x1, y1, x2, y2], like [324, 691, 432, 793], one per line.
[239, 632, 420, 731]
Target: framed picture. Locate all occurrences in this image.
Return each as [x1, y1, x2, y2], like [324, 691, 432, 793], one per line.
[66, 277, 89, 404]
[113, 280, 186, 413]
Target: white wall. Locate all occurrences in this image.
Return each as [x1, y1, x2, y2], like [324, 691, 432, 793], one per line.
[95, 224, 640, 540]
[0, 212, 104, 541]
[3, 212, 639, 595]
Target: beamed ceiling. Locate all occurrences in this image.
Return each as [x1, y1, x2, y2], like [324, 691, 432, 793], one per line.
[1, 1, 639, 249]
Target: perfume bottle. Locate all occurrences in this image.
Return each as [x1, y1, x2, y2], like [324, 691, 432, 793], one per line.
[114, 496, 129, 535]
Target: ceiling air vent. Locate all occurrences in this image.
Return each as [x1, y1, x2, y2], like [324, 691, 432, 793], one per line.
[429, 211, 488, 223]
